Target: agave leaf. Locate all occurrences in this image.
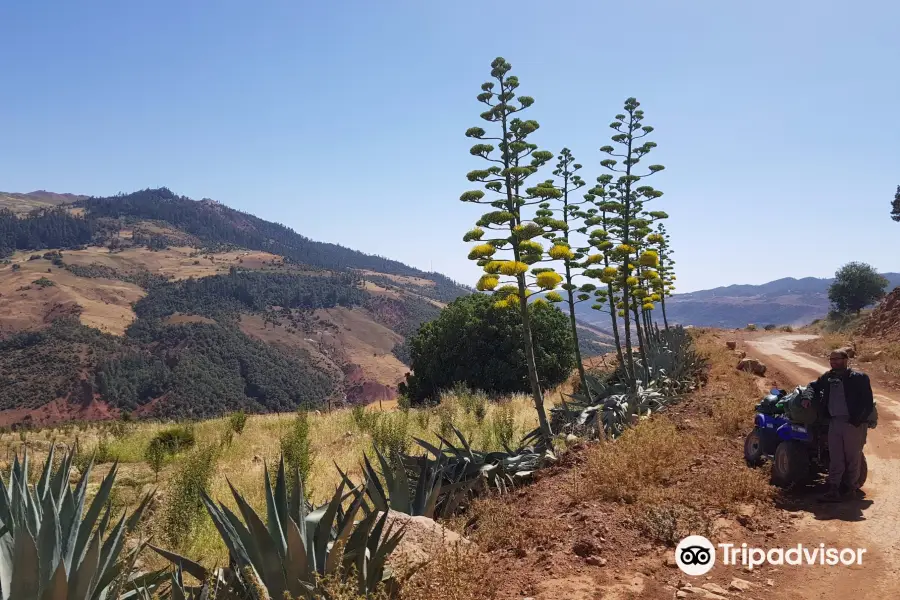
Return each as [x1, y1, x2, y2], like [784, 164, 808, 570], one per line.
[91, 513, 128, 600]
[149, 545, 209, 581]
[273, 457, 289, 544]
[37, 491, 62, 589]
[0, 534, 15, 600]
[48, 448, 73, 508]
[36, 444, 56, 503]
[68, 529, 100, 600]
[9, 529, 40, 599]
[305, 481, 345, 574]
[74, 461, 118, 566]
[64, 456, 93, 571]
[360, 456, 387, 512]
[226, 480, 288, 596]
[262, 464, 287, 559]
[284, 517, 312, 597]
[40, 560, 68, 600]
[412, 437, 443, 458]
[323, 485, 365, 575]
[0, 476, 15, 536]
[197, 492, 254, 572]
[289, 468, 307, 542]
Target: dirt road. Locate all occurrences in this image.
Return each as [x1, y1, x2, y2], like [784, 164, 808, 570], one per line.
[746, 333, 900, 599]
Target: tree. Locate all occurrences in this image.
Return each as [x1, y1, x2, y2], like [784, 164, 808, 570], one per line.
[828, 262, 889, 315]
[460, 57, 564, 444]
[398, 294, 576, 404]
[892, 185, 900, 222]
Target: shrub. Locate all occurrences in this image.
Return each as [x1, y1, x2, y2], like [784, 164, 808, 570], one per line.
[144, 437, 167, 480]
[745, 323, 758, 331]
[781, 325, 794, 332]
[151, 424, 196, 454]
[281, 410, 313, 485]
[400, 293, 576, 403]
[164, 444, 219, 547]
[228, 409, 248, 434]
[636, 504, 711, 547]
[764, 324, 776, 331]
[489, 402, 515, 450]
[370, 411, 410, 465]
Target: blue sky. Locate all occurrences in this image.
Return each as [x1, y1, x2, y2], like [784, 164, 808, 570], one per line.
[2, 0, 898, 293]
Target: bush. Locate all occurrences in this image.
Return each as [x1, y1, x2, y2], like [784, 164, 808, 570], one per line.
[370, 411, 410, 465]
[745, 323, 758, 331]
[144, 438, 167, 480]
[281, 410, 313, 484]
[400, 293, 576, 404]
[227, 410, 248, 434]
[164, 444, 219, 547]
[151, 424, 196, 454]
[781, 325, 794, 332]
[764, 324, 776, 331]
[489, 403, 515, 450]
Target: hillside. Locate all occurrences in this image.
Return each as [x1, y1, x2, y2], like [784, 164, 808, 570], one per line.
[0, 188, 609, 425]
[573, 275, 900, 330]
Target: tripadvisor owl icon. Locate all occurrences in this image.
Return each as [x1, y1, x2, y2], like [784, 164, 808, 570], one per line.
[676, 535, 716, 576]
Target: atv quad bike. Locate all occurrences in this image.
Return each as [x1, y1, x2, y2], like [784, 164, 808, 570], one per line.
[744, 386, 874, 489]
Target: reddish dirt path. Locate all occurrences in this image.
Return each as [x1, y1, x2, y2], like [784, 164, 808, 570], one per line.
[746, 334, 900, 599]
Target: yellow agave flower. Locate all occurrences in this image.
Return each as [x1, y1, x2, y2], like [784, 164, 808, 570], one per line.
[545, 291, 564, 302]
[642, 302, 655, 311]
[638, 250, 659, 268]
[602, 266, 618, 278]
[535, 271, 563, 290]
[548, 244, 574, 261]
[476, 274, 499, 291]
[468, 243, 496, 260]
[519, 239, 544, 254]
[583, 254, 604, 266]
[499, 261, 528, 276]
[626, 276, 639, 286]
[483, 260, 504, 274]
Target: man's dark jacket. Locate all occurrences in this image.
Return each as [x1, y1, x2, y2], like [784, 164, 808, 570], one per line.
[809, 369, 874, 426]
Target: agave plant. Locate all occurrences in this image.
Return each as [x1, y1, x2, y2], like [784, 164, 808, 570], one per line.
[551, 326, 707, 440]
[0, 445, 160, 600]
[151, 457, 406, 599]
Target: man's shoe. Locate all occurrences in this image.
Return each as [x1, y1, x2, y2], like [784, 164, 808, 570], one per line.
[818, 489, 843, 503]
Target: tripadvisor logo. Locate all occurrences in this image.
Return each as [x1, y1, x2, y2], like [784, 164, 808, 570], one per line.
[675, 536, 868, 576]
[676, 535, 716, 576]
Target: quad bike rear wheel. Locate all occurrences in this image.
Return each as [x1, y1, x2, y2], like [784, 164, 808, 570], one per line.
[772, 440, 809, 487]
[744, 429, 765, 467]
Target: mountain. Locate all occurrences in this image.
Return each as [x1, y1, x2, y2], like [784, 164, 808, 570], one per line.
[572, 275, 900, 330]
[0, 188, 608, 426]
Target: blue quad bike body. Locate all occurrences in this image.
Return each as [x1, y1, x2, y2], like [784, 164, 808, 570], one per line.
[743, 388, 868, 488]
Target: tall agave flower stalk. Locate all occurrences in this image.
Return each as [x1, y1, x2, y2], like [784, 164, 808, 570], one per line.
[0, 446, 159, 600]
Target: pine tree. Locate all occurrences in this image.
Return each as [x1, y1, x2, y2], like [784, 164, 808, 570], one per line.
[461, 57, 564, 444]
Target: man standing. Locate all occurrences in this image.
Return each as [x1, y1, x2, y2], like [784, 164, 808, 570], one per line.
[804, 349, 874, 502]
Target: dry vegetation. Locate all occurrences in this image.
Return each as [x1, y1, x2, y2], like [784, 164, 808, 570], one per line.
[0, 388, 543, 573]
[0, 329, 785, 598]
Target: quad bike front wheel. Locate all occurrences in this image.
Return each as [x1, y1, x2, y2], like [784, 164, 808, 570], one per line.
[744, 429, 765, 467]
[772, 440, 809, 487]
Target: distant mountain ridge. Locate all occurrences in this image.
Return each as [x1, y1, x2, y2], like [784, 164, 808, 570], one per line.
[573, 274, 900, 330]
